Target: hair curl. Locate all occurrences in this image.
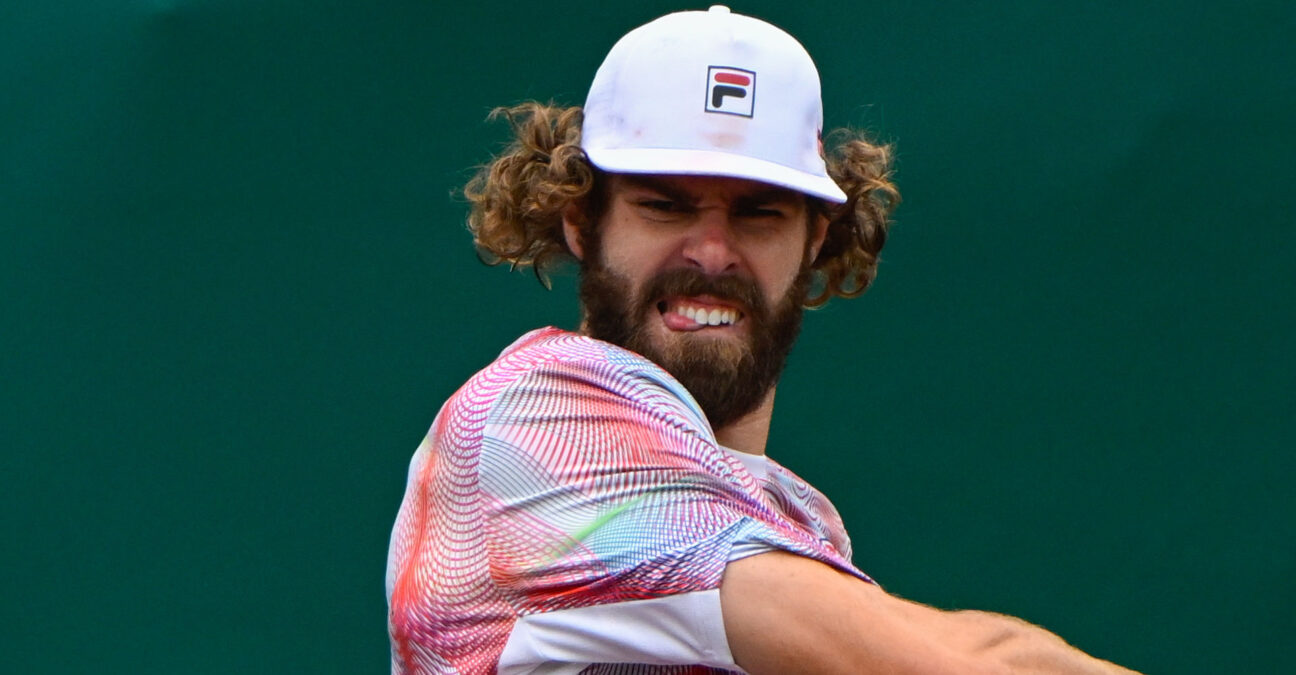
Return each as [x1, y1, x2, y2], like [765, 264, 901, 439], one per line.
[464, 101, 899, 304]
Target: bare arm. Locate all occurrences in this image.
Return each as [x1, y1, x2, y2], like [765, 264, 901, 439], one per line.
[720, 551, 1140, 675]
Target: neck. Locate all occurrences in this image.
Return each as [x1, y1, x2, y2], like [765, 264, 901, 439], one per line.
[715, 387, 775, 455]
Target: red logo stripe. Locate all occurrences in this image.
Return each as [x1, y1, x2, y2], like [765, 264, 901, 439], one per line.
[714, 72, 751, 86]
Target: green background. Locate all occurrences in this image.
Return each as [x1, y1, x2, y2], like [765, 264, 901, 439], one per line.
[4, 1, 1292, 672]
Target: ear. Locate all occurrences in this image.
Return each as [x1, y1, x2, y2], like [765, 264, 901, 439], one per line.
[808, 213, 830, 263]
[562, 203, 585, 261]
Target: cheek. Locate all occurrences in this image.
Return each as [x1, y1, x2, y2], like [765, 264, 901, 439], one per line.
[754, 238, 811, 305]
[763, 266, 800, 307]
[599, 228, 676, 284]
[600, 242, 660, 286]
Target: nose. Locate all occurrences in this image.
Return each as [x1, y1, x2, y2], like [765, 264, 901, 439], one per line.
[681, 208, 740, 275]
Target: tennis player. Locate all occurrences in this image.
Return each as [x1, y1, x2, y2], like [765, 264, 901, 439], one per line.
[386, 7, 1139, 674]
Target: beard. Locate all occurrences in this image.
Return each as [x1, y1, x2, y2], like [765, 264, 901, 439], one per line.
[579, 259, 810, 430]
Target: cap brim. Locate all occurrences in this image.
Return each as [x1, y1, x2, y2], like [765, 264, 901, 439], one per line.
[585, 147, 848, 204]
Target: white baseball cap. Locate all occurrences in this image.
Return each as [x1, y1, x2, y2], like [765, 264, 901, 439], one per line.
[581, 6, 847, 203]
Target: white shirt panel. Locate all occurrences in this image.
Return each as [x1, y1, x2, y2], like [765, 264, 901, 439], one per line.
[718, 446, 770, 481]
[497, 589, 741, 674]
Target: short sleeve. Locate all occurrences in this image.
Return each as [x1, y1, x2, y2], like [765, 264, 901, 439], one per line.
[477, 347, 862, 616]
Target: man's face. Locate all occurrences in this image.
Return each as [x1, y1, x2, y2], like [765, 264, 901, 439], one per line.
[568, 174, 827, 430]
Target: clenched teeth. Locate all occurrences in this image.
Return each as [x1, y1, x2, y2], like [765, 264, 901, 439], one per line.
[673, 304, 739, 326]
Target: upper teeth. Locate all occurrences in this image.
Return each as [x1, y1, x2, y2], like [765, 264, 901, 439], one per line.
[675, 304, 738, 326]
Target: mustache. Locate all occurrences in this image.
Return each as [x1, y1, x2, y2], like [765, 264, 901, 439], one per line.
[638, 269, 767, 317]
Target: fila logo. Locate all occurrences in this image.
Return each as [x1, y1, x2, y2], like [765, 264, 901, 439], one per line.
[705, 66, 755, 118]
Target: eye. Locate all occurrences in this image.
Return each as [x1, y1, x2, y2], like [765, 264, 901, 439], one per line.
[638, 199, 682, 212]
[737, 204, 789, 219]
[633, 198, 694, 222]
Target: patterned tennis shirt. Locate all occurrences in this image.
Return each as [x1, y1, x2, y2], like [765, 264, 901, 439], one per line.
[386, 327, 871, 674]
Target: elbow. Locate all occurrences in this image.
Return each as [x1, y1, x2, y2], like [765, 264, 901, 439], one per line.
[951, 610, 1044, 674]
[953, 609, 1118, 674]
[973, 614, 1030, 654]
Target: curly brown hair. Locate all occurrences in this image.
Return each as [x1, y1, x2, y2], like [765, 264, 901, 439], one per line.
[463, 101, 899, 305]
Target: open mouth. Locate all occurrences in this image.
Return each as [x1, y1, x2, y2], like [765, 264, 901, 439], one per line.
[656, 296, 745, 332]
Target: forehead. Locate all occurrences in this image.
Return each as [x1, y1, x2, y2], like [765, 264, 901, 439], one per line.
[608, 173, 806, 203]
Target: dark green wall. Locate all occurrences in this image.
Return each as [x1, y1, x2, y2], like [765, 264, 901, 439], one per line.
[4, 2, 1292, 672]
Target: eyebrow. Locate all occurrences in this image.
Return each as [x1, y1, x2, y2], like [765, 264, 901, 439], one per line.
[618, 175, 802, 205]
[619, 175, 696, 204]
